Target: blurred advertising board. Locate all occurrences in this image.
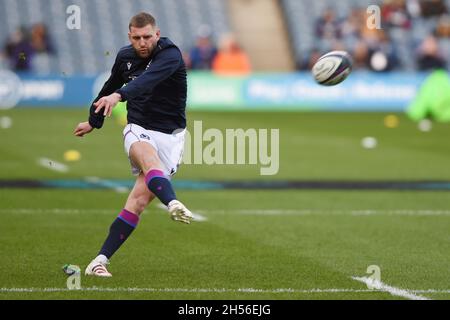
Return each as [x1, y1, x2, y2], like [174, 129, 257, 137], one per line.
[0, 70, 428, 111]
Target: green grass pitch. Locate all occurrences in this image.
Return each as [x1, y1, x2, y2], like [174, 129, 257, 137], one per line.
[0, 108, 449, 300]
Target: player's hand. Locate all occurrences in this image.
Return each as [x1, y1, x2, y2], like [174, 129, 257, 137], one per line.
[74, 122, 94, 137]
[94, 93, 122, 117]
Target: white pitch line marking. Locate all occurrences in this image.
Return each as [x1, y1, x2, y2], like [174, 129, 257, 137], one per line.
[0, 208, 119, 215]
[351, 276, 431, 300]
[38, 158, 68, 173]
[194, 209, 450, 216]
[85, 176, 129, 193]
[0, 287, 448, 294]
[2, 208, 450, 218]
[157, 203, 208, 222]
[0, 287, 371, 293]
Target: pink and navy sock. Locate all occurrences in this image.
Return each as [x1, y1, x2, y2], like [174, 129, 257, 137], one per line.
[145, 169, 176, 206]
[98, 209, 139, 259]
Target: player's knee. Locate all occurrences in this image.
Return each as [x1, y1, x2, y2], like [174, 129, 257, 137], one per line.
[130, 142, 162, 172]
[140, 156, 161, 173]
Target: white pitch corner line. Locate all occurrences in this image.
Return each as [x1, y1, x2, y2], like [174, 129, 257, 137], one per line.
[38, 158, 68, 173]
[351, 276, 431, 300]
[157, 203, 207, 222]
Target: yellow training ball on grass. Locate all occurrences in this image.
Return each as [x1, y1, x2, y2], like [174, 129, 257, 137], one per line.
[64, 150, 81, 162]
[384, 115, 399, 128]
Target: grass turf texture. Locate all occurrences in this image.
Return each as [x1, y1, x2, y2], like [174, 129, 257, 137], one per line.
[0, 190, 449, 300]
[1, 108, 450, 180]
[0, 108, 449, 299]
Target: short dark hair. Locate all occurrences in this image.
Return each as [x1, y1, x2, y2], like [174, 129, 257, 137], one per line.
[129, 12, 156, 30]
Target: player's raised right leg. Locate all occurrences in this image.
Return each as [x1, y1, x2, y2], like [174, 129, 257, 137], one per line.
[129, 141, 193, 224]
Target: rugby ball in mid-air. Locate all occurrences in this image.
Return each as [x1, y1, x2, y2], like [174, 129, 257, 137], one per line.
[311, 51, 352, 86]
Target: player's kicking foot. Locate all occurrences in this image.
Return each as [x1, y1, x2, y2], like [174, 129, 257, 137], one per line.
[85, 255, 112, 277]
[168, 200, 193, 224]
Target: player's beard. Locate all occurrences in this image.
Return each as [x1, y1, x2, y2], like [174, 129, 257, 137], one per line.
[137, 47, 151, 58]
[136, 42, 157, 58]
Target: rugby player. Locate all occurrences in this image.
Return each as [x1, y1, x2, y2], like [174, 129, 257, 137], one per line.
[74, 12, 192, 277]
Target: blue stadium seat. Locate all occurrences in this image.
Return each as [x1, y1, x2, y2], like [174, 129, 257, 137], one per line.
[0, 0, 230, 74]
[280, 0, 446, 71]
[1, 0, 447, 74]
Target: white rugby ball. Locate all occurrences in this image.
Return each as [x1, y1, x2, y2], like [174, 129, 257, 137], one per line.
[312, 51, 352, 86]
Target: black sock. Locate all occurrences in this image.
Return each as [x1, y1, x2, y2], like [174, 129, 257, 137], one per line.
[145, 170, 176, 206]
[98, 209, 140, 259]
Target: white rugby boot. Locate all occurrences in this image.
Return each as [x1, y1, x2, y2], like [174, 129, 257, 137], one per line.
[168, 200, 193, 224]
[85, 255, 112, 277]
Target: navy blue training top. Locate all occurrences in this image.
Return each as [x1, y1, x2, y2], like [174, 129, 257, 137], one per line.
[89, 37, 187, 134]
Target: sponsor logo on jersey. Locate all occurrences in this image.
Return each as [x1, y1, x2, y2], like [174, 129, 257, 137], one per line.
[140, 134, 151, 140]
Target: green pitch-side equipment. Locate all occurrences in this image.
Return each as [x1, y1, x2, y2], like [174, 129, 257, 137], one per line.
[407, 69, 450, 122]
